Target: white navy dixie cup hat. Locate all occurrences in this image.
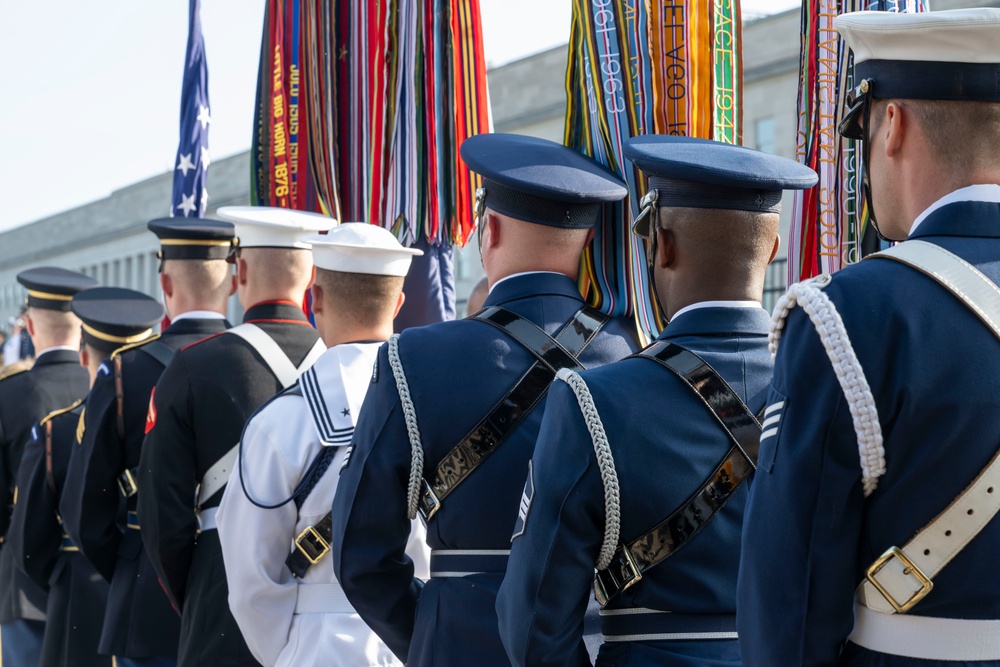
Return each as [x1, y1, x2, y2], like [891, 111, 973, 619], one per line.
[305, 223, 424, 277]
[836, 8, 1000, 139]
[216, 206, 337, 255]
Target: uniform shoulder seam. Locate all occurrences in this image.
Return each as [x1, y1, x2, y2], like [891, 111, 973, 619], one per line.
[40, 399, 85, 426]
[180, 331, 226, 352]
[110, 333, 162, 360]
[0, 367, 28, 382]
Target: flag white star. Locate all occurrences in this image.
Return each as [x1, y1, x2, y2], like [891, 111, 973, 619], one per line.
[197, 105, 212, 130]
[177, 193, 197, 217]
[201, 188, 209, 211]
[177, 153, 196, 177]
[200, 146, 211, 169]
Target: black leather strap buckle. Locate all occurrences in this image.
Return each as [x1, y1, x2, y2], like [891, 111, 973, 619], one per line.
[117, 469, 138, 499]
[418, 478, 442, 522]
[294, 525, 331, 565]
[594, 545, 643, 607]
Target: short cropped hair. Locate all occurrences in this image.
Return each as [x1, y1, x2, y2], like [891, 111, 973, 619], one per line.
[314, 269, 404, 328]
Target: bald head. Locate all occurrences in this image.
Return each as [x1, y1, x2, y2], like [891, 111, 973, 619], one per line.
[236, 247, 315, 308]
[651, 207, 780, 318]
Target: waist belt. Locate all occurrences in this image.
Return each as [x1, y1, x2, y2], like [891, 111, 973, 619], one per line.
[196, 506, 218, 532]
[126, 510, 141, 530]
[118, 468, 139, 500]
[429, 549, 510, 577]
[599, 608, 737, 643]
[294, 582, 356, 614]
[60, 534, 78, 552]
[593, 343, 762, 607]
[849, 602, 1000, 660]
[416, 306, 608, 521]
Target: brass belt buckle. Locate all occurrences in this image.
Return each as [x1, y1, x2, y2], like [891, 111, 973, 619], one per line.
[294, 526, 331, 565]
[866, 546, 934, 613]
[418, 479, 442, 522]
[117, 469, 138, 499]
[593, 545, 643, 607]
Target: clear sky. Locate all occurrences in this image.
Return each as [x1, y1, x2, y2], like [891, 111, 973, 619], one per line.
[0, 0, 798, 233]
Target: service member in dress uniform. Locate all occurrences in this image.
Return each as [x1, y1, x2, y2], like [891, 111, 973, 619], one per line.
[137, 206, 329, 667]
[0, 267, 97, 667]
[737, 9, 1000, 666]
[331, 133, 640, 666]
[495, 136, 817, 667]
[9, 286, 165, 667]
[59, 219, 236, 667]
[216, 223, 431, 667]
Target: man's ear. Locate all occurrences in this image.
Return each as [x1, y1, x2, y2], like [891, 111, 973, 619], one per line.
[228, 273, 238, 296]
[160, 272, 173, 299]
[884, 101, 906, 158]
[393, 291, 406, 318]
[656, 227, 676, 269]
[484, 213, 501, 249]
[769, 234, 781, 264]
[310, 283, 324, 316]
[79, 347, 89, 369]
[25, 314, 36, 339]
[237, 257, 249, 286]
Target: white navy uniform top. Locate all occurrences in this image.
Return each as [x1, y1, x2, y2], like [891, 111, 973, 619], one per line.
[216, 341, 431, 667]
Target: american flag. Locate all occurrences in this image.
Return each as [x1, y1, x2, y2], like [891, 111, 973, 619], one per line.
[171, 0, 210, 218]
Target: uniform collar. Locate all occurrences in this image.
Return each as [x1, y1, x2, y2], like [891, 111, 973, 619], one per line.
[164, 317, 231, 336]
[32, 348, 81, 367]
[170, 310, 226, 322]
[909, 186, 1000, 240]
[482, 272, 583, 307]
[242, 300, 311, 325]
[658, 305, 771, 340]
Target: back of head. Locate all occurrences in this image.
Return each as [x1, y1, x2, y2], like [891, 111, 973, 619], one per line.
[240, 247, 314, 301]
[307, 222, 421, 344]
[162, 259, 233, 313]
[315, 269, 404, 329]
[16, 266, 98, 351]
[460, 133, 627, 283]
[834, 7, 1000, 190]
[623, 135, 817, 316]
[26, 308, 82, 350]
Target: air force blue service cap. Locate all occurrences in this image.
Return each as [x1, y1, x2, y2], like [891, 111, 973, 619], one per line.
[837, 9, 1000, 139]
[71, 287, 164, 354]
[147, 218, 235, 262]
[306, 223, 423, 278]
[17, 267, 99, 312]
[460, 133, 628, 229]
[624, 135, 818, 238]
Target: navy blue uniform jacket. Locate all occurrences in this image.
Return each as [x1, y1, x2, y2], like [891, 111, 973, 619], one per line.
[738, 199, 1000, 666]
[0, 349, 89, 625]
[9, 402, 112, 667]
[61, 316, 228, 659]
[331, 272, 639, 667]
[497, 306, 772, 667]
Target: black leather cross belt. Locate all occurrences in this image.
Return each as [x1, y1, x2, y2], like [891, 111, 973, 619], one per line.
[593, 342, 762, 606]
[418, 305, 609, 521]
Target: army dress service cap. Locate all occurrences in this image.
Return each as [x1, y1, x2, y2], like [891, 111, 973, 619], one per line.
[460, 133, 628, 229]
[147, 218, 235, 261]
[71, 287, 164, 354]
[217, 206, 336, 252]
[836, 9, 1000, 138]
[17, 267, 99, 312]
[624, 135, 818, 238]
[306, 223, 423, 277]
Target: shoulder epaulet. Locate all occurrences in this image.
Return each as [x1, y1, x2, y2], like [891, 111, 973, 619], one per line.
[39, 399, 85, 426]
[181, 331, 226, 352]
[110, 333, 162, 360]
[0, 367, 28, 382]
